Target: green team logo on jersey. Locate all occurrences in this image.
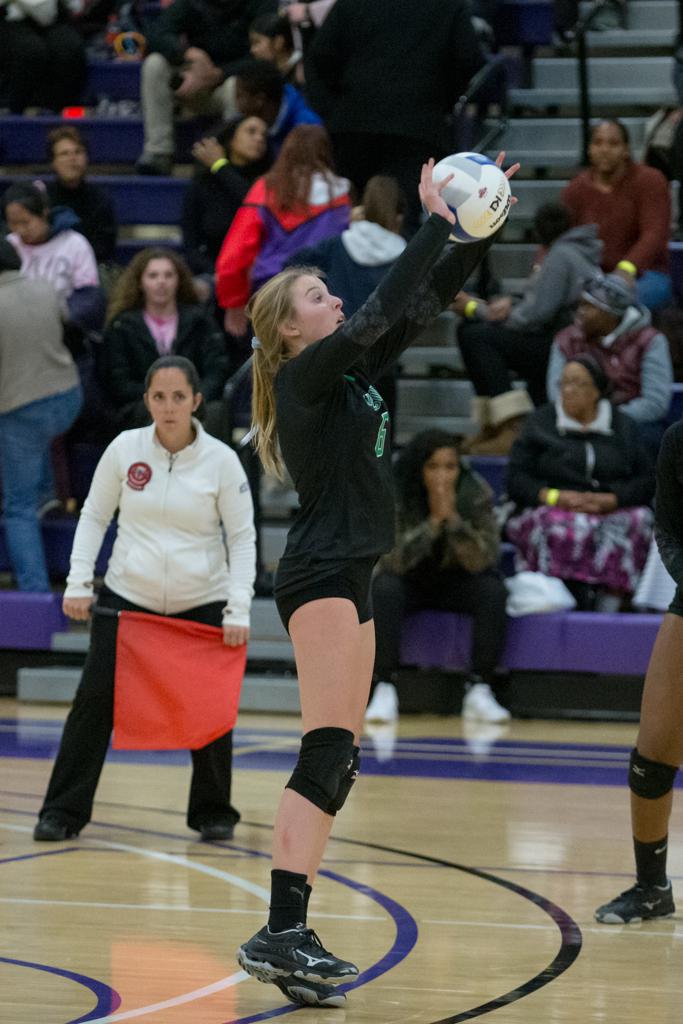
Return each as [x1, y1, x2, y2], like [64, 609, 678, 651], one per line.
[363, 385, 383, 411]
[375, 411, 389, 457]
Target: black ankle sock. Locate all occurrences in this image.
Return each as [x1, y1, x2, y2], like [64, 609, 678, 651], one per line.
[268, 869, 308, 932]
[634, 835, 669, 888]
[304, 883, 312, 923]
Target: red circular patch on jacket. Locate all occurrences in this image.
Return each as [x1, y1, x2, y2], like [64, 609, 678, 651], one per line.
[126, 462, 153, 491]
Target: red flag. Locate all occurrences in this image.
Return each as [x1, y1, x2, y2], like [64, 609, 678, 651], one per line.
[112, 610, 246, 751]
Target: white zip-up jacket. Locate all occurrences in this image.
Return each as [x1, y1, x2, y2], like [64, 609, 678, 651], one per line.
[65, 421, 256, 627]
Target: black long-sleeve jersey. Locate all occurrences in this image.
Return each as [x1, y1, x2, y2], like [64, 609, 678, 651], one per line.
[654, 420, 683, 586]
[273, 213, 495, 590]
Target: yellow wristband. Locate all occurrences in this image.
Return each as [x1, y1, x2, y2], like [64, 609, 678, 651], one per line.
[617, 259, 637, 275]
[464, 299, 479, 319]
[546, 488, 560, 506]
[210, 157, 229, 173]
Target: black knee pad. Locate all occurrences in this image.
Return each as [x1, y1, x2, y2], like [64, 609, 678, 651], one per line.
[629, 748, 678, 799]
[286, 727, 355, 814]
[328, 746, 360, 816]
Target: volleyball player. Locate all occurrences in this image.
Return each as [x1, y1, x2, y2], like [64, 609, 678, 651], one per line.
[595, 421, 683, 924]
[235, 156, 518, 1004]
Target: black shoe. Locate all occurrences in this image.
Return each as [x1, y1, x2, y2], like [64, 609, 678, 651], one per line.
[135, 156, 173, 176]
[237, 925, 359, 985]
[33, 813, 79, 841]
[595, 881, 675, 924]
[273, 974, 348, 1008]
[198, 819, 235, 842]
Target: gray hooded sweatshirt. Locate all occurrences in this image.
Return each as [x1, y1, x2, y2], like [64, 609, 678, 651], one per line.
[505, 224, 603, 334]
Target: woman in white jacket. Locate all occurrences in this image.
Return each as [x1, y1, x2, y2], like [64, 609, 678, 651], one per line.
[33, 355, 256, 843]
[0, 0, 85, 113]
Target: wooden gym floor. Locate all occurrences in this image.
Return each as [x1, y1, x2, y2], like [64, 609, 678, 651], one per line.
[1, 698, 682, 1023]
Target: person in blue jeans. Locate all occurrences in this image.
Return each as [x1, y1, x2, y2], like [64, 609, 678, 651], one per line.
[0, 241, 82, 591]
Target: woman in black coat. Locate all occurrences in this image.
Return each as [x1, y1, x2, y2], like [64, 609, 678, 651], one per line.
[101, 248, 228, 430]
[182, 116, 271, 276]
[506, 355, 655, 609]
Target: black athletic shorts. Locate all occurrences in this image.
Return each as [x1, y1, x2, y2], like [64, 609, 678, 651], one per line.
[275, 557, 377, 633]
[668, 586, 683, 617]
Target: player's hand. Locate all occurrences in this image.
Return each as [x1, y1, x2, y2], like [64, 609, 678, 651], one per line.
[488, 296, 513, 321]
[494, 151, 520, 204]
[419, 158, 456, 224]
[223, 623, 249, 647]
[63, 596, 96, 620]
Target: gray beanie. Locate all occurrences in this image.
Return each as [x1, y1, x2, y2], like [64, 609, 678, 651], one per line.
[581, 272, 635, 317]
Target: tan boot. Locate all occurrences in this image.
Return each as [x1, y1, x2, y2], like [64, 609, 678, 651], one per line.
[465, 389, 533, 456]
[461, 396, 492, 453]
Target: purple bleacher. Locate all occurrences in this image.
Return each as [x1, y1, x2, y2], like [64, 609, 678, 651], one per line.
[0, 519, 116, 579]
[84, 60, 141, 102]
[0, 175, 187, 226]
[0, 116, 202, 165]
[400, 610, 660, 676]
[494, 0, 554, 46]
[0, 592, 67, 649]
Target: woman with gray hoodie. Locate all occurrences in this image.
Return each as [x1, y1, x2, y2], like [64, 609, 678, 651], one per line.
[454, 203, 603, 455]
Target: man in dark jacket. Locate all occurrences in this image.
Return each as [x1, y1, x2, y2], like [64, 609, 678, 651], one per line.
[305, 0, 484, 234]
[137, 0, 277, 174]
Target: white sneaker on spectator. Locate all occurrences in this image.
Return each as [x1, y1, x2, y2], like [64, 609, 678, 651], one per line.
[364, 681, 398, 723]
[462, 682, 511, 723]
[364, 721, 398, 763]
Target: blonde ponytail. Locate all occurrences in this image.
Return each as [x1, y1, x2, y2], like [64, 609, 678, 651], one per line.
[246, 266, 321, 479]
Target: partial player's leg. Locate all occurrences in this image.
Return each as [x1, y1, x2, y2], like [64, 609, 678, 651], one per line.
[237, 598, 370, 990]
[596, 613, 683, 923]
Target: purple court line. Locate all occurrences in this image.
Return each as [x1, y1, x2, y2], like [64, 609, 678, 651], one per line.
[0, 846, 81, 866]
[2, 798, 585, 1024]
[1, 805, 419, 1024]
[0, 954, 122, 1023]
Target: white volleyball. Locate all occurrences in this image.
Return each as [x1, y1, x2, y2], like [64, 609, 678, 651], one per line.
[432, 152, 511, 242]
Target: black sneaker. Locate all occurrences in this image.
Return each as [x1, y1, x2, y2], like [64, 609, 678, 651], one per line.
[198, 819, 235, 842]
[273, 975, 347, 1008]
[33, 813, 79, 842]
[595, 882, 675, 924]
[237, 925, 358, 985]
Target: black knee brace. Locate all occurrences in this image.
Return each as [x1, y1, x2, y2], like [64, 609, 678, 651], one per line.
[328, 746, 360, 815]
[629, 748, 678, 800]
[286, 727, 355, 814]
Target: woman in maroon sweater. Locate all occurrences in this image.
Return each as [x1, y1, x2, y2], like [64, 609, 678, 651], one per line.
[562, 119, 672, 311]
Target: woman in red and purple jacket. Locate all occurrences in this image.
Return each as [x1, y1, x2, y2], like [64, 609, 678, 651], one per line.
[215, 124, 351, 337]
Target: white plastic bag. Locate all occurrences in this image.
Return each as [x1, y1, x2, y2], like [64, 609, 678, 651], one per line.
[505, 571, 576, 617]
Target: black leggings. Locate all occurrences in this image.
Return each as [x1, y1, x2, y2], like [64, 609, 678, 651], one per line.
[372, 567, 508, 682]
[457, 320, 553, 405]
[39, 587, 239, 833]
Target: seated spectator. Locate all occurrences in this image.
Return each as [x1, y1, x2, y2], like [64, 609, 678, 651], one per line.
[455, 203, 603, 455]
[45, 126, 117, 266]
[286, 174, 407, 431]
[366, 429, 510, 725]
[249, 12, 303, 87]
[506, 356, 655, 611]
[3, 183, 105, 334]
[101, 248, 228, 430]
[182, 116, 270, 277]
[562, 120, 672, 311]
[0, 240, 82, 591]
[0, 0, 85, 113]
[546, 272, 673, 455]
[135, 0, 278, 175]
[216, 124, 350, 338]
[234, 59, 321, 154]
